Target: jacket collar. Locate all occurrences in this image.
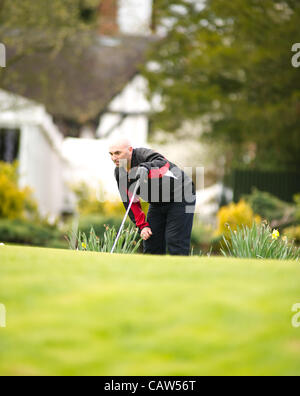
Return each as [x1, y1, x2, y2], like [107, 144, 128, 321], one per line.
[131, 148, 137, 169]
[128, 149, 138, 180]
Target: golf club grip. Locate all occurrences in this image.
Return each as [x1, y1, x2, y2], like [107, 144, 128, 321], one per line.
[110, 180, 141, 254]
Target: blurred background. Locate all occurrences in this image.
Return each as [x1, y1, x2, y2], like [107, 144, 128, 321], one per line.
[0, 0, 299, 253]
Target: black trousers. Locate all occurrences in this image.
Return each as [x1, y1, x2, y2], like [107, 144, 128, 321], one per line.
[143, 201, 196, 256]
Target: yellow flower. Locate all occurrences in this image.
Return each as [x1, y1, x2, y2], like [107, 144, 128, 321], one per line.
[82, 242, 87, 249]
[272, 229, 280, 240]
[282, 236, 288, 243]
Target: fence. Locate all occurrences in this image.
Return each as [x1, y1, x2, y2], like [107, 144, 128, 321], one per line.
[232, 170, 300, 203]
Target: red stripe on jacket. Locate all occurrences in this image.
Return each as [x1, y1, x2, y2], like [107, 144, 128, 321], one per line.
[148, 161, 170, 179]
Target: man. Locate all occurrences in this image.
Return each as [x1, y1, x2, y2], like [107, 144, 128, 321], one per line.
[109, 138, 196, 256]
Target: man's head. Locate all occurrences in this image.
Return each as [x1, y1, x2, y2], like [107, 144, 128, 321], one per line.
[108, 138, 133, 169]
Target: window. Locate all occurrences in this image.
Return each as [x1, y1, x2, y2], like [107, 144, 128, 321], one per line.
[0, 129, 20, 163]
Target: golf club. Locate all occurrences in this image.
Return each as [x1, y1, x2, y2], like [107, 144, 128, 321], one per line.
[110, 179, 141, 254]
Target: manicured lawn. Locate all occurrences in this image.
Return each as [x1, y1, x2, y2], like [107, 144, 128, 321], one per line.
[0, 246, 299, 376]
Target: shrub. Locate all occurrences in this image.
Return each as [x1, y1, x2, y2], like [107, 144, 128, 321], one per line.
[72, 181, 149, 218]
[72, 182, 106, 216]
[221, 222, 300, 261]
[0, 162, 38, 220]
[283, 225, 300, 246]
[101, 201, 127, 218]
[294, 194, 300, 223]
[243, 188, 293, 223]
[0, 218, 67, 248]
[76, 214, 123, 238]
[67, 225, 143, 254]
[216, 199, 261, 239]
[191, 220, 215, 255]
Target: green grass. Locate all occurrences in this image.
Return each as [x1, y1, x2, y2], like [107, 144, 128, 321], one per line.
[0, 246, 300, 376]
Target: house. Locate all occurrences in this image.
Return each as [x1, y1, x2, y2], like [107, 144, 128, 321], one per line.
[0, 90, 68, 219]
[0, 0, 161, 217]
[0, 0, 229, 221]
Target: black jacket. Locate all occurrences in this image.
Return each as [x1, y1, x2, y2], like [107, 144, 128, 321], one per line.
[114, 147, 196, 231]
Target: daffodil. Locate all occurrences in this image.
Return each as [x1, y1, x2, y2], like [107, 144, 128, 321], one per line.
[272, 229, 280, 240]
[82, 242, 87, 249]
[282, 236, 288, 243]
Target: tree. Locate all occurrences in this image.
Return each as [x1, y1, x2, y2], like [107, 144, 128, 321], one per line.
[143, 0, 300, 173]
[0, 0, 100, 84]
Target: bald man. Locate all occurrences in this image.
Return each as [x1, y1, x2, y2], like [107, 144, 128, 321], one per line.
[109, 139, 196, 256]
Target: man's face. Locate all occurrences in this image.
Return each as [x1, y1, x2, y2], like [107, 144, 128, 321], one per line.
[109, 143, 133, 168]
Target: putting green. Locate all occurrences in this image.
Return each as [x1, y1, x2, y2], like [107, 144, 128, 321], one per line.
[0, 246, 299, 376]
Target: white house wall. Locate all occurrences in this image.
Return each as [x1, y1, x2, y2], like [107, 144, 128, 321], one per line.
[19, 124, 65, 219]
[108, 75, 151, 114]
[106, 115, 148, 147]
[62, 138, 122, 201]
[96, 75, 150, 147]
[0, 90, 67, 219]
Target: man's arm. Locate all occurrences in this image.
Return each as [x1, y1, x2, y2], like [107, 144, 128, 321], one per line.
[135, 148, 170, 179]
[114, 168, 150, 232]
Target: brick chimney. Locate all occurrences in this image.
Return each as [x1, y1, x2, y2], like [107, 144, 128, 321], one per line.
[151, 0, 158, 34]
[99, 0, 119, 36]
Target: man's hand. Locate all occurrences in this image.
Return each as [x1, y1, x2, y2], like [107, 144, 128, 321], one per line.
[141, 227, 152, 241]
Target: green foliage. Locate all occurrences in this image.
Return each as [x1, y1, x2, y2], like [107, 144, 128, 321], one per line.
[294, 194, 300, 222]
[77, 214, 123, 236]
[243, 188, 295, 224]
[0, 161, 38, 220]
[78, 214, 129, 239]
[72, 182, 127, 217]
[143, 0, 300, 172]
[283, 225, 300, 246]
[67, 225, 143, 254]
[191, 219, 215, 255]
[73, 182, 150, 218]
[72, 182, 106, 216]
[0, 0, 100, 92]
[0, 0, 99, 52]
[221, 222, 300, 260]
[0, 218, 66, 248]
[0, 0, 100, 28]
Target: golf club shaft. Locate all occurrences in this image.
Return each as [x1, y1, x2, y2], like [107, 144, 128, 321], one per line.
[110, 180, 141, 254]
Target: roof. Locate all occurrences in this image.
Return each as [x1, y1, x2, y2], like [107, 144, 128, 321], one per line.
[2, 33, 157, 136]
